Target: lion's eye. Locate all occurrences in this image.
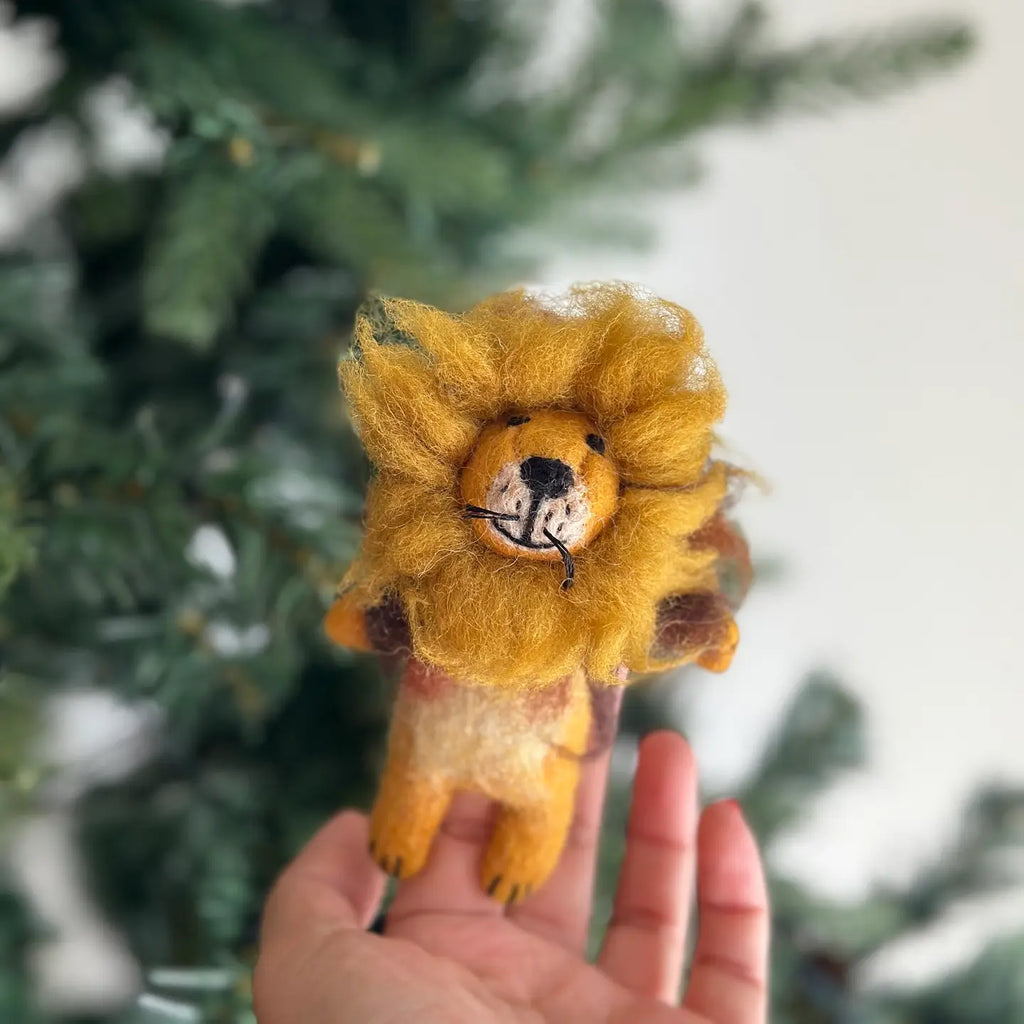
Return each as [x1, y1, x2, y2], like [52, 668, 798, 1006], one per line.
[507, 415, 530, 426]
[585, 433, 606, 455]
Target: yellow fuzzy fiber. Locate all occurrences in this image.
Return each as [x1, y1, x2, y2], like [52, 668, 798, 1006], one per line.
[337, 283, 734, 689]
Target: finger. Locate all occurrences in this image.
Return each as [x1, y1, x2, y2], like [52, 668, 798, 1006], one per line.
[507, 741, 614, 951]
[260, 811, 386, 948]
[386, 791, 504, 928]
[598, 731, 699, 1004]
[683, 800, 769, 1024]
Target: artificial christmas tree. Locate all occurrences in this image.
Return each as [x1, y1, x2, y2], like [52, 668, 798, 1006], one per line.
[4, 3, 1019, 1022]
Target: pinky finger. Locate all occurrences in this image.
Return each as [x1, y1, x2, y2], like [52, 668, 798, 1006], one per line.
[683, 801, 769, 1024]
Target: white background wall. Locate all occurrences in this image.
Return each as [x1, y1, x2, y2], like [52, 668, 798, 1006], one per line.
[546, 0, 1024, 978]
[2, 0, 1022, 1002]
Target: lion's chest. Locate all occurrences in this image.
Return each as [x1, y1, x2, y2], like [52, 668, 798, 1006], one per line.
[393, 660, 587, 805]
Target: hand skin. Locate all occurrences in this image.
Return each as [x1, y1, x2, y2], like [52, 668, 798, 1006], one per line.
[254, 731, 769, 1024]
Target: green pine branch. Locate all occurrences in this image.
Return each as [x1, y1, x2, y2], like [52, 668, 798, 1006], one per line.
[870, 784, 1024, 943]
[572, 8, 973, 172]
[0, 474, 36, 597]
[0, 671, 45, 843]
[277, 153, 419, 273]
[872, 932, 1024, 1023]
[0, 876, 47, 1024]
[739, 674, 866, 844]
[143, 156, 275, 349]
[759, 18, 973, 110]
[770, 782, 1024, 965]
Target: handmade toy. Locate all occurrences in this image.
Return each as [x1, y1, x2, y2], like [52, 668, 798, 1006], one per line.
[325, 283, 749, 903]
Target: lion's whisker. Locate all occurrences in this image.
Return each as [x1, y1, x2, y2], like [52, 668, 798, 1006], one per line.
[464, 504, 519, 522]
[543, 528, 575, 590]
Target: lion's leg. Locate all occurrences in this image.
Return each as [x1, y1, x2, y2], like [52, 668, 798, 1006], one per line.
[480, 751, 581, 904]
[479, 670, 592, 903]
[369, 715, 453, 879]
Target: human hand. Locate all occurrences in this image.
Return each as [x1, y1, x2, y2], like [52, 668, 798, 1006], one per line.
[254, 731, 768, 1023]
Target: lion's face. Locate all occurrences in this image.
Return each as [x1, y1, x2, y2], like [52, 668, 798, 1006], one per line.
[460, 409, 620, 563]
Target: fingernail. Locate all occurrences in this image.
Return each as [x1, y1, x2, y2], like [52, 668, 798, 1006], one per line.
[720, 798, 744, 818]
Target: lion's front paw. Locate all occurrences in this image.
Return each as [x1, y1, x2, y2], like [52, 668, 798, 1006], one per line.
[368, 811, 435, 880]
[480, 808, 568, 905]
[696, 617, 739, 673]
[368, 767, 452, 881]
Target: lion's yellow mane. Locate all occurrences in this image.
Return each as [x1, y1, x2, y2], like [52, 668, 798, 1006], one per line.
[339, 283, 730, 689]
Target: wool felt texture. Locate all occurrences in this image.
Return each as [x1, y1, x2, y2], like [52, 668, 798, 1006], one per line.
[325, 283, 748, 899]
[461, 409, 621, 564]
[332, 283, 741, 688]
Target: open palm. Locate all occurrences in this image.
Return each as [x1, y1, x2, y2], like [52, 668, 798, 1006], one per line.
[254, 731, 768, 1024]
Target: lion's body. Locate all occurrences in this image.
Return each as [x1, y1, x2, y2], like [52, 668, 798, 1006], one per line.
[396, 661, 591, 803]
[326, 284, 747, 900]
[367, 660, 591, 900]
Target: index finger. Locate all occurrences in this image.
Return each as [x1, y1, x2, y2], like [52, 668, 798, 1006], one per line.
[260, 810, 386, 947]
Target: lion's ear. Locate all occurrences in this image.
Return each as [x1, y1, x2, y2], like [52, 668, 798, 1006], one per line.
[324, 591, 372, 651]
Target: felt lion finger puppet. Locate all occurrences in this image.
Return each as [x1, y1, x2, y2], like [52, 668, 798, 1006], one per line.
[325, 283, 750, 904]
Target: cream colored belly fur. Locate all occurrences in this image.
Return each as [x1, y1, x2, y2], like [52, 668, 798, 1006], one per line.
[395, 672, 587, 805]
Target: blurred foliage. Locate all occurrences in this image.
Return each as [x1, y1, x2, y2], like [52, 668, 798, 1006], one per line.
[0, 1, 1010, 1022]
[0, 871, 49, 1024]
[882, 933, 1024, 1023]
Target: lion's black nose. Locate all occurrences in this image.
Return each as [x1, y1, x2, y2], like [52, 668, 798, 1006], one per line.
[520, 456, 574, 500]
